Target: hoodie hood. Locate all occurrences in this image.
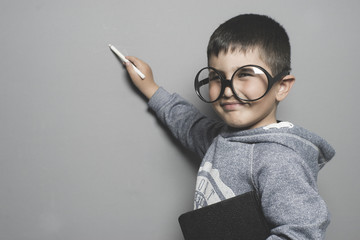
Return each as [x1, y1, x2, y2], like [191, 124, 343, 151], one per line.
[222, 121, 335, 170]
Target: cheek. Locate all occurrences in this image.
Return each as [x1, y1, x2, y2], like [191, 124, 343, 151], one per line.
[250, 92, 278, 116]
[211, 102, 219, 111]
[211, 102, 223, 116]
[209, 83, 222, 100]
[209, 88, 219, 100]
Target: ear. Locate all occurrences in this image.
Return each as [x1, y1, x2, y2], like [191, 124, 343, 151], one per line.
[275, 75, 295, 102]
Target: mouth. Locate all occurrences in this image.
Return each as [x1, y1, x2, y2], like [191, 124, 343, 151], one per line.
[220, 101, 248, 111]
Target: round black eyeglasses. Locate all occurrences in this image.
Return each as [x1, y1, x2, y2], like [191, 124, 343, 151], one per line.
[194, 65, 290, 103]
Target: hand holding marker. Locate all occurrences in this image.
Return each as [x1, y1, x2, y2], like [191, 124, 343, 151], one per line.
[109, 44, 145, 79]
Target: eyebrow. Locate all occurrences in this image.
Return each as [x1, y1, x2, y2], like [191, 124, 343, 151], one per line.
[208, 66, 245, 75]
[209, 65, 246, 76]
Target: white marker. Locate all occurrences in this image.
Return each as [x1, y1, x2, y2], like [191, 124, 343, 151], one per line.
[108, 44, 145, 79]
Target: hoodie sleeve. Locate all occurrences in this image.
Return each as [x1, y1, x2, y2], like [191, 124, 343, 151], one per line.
[148, 87, 223, 158]
[252, 143, 330, 240]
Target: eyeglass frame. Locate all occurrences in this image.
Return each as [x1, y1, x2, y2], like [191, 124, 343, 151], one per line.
[194, 64, 290, 103]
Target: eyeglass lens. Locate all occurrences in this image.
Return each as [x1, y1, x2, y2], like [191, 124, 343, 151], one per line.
[196, 66, 269, 102]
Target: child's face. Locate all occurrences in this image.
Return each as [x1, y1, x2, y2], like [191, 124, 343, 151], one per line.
[208, 49, 279, 130]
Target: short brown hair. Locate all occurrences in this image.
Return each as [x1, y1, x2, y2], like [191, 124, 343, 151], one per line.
[207, 14, 291, 75]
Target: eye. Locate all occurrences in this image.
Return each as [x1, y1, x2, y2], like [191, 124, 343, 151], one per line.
[236, 71, 253, 78]
[209, 72, 221, 81]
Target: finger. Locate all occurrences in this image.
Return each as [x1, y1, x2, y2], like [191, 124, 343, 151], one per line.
[125, 56, 148, 79]
[126, 56, 144, 69]
[124, 61, 140, 81]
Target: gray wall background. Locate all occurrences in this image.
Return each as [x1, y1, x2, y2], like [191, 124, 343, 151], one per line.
[1, 0, 359, 239]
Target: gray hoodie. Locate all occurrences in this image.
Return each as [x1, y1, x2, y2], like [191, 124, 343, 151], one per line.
[148, 87, 335, 239]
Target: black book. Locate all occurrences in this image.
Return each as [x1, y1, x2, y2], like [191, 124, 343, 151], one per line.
[178, 191, 270, 240]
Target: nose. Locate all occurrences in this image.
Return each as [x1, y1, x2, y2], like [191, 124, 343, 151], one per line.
[222, 80, 234, 98]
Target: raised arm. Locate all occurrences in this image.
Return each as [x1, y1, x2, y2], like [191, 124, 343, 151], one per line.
[120, 55, 224, 157]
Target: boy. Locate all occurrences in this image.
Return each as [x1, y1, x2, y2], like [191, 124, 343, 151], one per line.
[121, 14, 335, 239]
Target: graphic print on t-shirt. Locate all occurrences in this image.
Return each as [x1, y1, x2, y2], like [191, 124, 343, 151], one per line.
[194, 162, 235, 209]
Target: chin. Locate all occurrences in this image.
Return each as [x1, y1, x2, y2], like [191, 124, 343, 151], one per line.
[222, 117, 252, 130]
